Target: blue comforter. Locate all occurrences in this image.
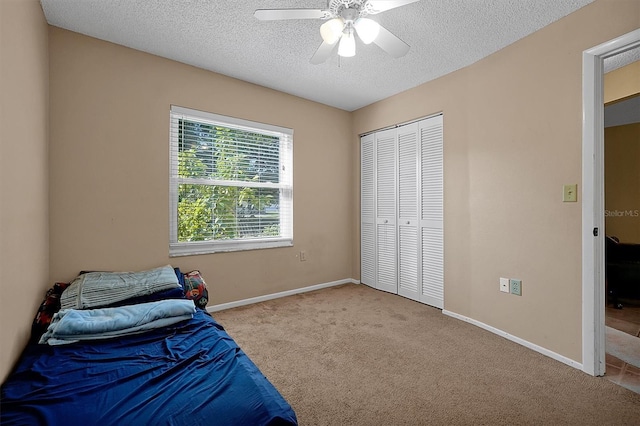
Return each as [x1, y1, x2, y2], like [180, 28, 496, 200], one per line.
[1, 310, 297, 426]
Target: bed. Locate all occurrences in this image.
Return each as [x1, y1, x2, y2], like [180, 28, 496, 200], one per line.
[0, 266, 297, 426]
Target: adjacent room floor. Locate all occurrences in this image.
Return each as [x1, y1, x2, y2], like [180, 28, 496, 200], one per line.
[605, 298, 640, 393]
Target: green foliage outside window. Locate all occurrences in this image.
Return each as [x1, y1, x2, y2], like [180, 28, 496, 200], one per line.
[177, 121, 281, 242]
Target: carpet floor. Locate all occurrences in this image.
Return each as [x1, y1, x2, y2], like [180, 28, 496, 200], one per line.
[213, 284, 640, 425]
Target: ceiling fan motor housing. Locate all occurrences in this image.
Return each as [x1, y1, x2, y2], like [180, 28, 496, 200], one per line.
[341, 8, 360, 22]
[329, 0, 370, 20]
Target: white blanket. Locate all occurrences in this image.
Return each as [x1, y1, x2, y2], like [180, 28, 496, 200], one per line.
[40, 299, 196, 345]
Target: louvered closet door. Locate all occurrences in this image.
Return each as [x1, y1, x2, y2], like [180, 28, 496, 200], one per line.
[360, 133, 376, 288]
[397, 123, 420, 302]
[419, 115, 444, 308]
[375, 128, 397, 294]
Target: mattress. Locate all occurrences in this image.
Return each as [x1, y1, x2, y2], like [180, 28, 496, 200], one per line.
[1, 310, 297, 425]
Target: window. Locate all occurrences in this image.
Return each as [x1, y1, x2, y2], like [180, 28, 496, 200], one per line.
[169, 106, 293, 256]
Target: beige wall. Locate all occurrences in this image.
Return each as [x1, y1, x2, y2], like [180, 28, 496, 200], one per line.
[605, 123, 640, 243]
[48, 28, 354, 304]
[1, 0, 638, 381]
[604, 60, 640, 104]
[352, 0, 640, 362]
[0, 0, 49, 381]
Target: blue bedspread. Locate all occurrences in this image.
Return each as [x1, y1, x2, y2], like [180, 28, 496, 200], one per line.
[1, 310, 297, 426]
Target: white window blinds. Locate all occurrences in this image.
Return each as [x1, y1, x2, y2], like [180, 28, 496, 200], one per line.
[169, 106, 293, 256]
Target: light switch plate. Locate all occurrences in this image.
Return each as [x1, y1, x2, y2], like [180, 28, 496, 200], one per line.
[563, 184, 577, 202]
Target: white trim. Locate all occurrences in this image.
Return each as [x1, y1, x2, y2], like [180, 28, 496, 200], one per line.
[171, 105, 293, 137]
[168, 105, 294, 257]
[443, 310, 583, 371]
[170, 238, 293, 257]
[582, 29, 640, 377]
[359, 111, 444, 137]
[207, 279, 360, 313]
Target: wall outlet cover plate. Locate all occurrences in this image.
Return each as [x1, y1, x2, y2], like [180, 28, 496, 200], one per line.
[500, 277, 510, 293]
[510, 279, 522, 296]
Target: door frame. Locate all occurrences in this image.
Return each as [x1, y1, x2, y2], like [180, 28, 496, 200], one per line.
[581, 28, 640, 377]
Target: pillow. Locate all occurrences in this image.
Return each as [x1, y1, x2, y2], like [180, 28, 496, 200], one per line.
[61, 265, 181, 310]
[183, 270, 209, 309]
[31, 282, 70, 341]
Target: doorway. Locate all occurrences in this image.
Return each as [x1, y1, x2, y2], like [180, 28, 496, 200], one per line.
[582, 29, 640, 378]
[603, 90, 640, 392]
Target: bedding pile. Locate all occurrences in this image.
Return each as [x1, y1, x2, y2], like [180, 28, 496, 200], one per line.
[61, 265, 182, 309]
[1, 265, 297, 426]
[39, 298, 196, 345]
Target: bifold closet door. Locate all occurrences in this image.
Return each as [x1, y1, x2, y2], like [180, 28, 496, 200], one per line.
[360, 133, 375, 288]
[397, 123, 420, 302]
[375, 128, 397, 294]
[419, 115, 444, 308]
[360, 115, 443, 307]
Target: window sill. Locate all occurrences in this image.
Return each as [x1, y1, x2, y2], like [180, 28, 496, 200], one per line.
[169, 238, 293, 257]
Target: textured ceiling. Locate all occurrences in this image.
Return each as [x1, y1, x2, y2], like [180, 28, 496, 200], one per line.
[39, 0, 613, 111]
[604, 47, 640, 73]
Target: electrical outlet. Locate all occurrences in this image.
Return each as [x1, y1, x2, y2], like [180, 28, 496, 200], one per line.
[510, 279, 522, 296]
[299, 250, 307, 262]
[500, 278, 510, 293]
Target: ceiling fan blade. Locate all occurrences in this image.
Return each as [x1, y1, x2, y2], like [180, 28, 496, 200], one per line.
[366, 0, 420, 14]
[254, 9, 327, 20]
[373, 24, 410, 58]
[310, 41, 338, 64]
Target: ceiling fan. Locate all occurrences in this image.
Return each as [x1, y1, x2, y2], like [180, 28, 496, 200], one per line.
[254, 0, 419, 64]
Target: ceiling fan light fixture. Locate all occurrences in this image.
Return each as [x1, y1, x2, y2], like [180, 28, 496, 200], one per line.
[320, 18, 344, 45]
[353, 18, 380, 44]
[254, 0, 416, 64]
[338, 29, 356, 57]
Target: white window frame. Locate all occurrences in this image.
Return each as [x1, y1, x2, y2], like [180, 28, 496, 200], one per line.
[169, 105, 293, 256]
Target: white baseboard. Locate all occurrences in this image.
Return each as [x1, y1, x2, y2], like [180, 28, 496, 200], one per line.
[442, 309, 583, 371]
[207, 278, 359, 313]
